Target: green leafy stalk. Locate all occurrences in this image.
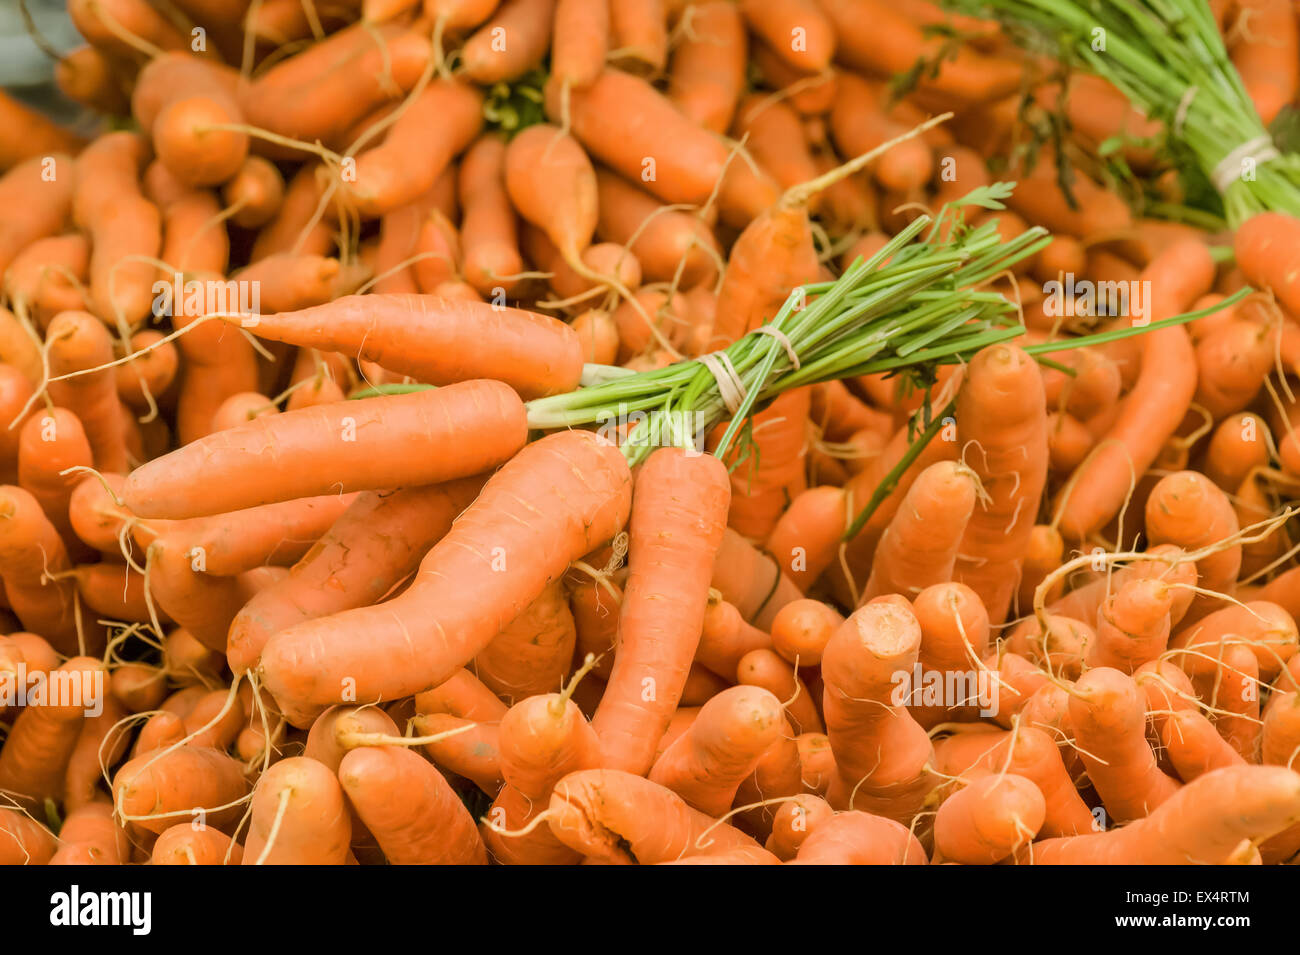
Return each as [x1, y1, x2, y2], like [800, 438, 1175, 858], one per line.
[524, 184, 1053, 466]
[946, 0, 1300, 226]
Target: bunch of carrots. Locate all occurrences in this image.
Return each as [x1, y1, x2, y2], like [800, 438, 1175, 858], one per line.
[0, 0, 1298, 867]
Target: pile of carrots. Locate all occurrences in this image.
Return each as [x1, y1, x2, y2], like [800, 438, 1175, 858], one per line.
[0, 0, 1299, 866]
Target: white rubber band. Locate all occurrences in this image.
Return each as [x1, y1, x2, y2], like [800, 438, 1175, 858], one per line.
[753, 325, 801, 369]
[1211, 135, 1281, 193]
[698, 352, 747, 415]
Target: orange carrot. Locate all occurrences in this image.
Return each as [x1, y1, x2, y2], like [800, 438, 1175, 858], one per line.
[667, 0, 747, 132]
[123, 380, 525, 518]
[861, 460, 977, 603]
[787, 810, 927, 864]
[822, 600, 934, 821]
[1070, 667, 1181, 822]
[242, 757, 351, 864]
[1021, 766, 1300, 864]
[227, 293, 584, 399]
[592, 449, 730, 774]
[1054, 241, 1213, 539]
[934, 773, 1045, 865]
[260, 430, 632, 723]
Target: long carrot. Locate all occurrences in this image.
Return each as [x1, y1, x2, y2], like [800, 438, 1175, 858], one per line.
[123, 380, 524, 518]
[591, 448, 730, 774]
[1021, 766, 1300, 864]
[228, 293, 584, 399]
[1054, 241, 1213, 539]
[260, 430, 631, 723]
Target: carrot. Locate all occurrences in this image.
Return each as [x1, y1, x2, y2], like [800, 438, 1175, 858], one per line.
[228, 480, 479, 673]
[251, 164, 335, 261]
[505, 123, 598, 275]
[1203, 413, 1270, 491]
[172, 310, 260, 446]
[4, 235, 89, 326]
[709, 201, 820, 348]
[239, 757, 350, 864]
[163, 629, 224, 688]
[1194, 318, 1273, 419]
[0, 485, 80, 653]
[339, 745, 487, 864]
[1159, 708, 1248, 784]
[1143, 470, 1241, 621]
[1235, 213, 1300, 317]
[593, 168, 720, 289]
[590, 449, 730, 774]
[1229, 0, 1299, 126]
[0, 656, 105, 806]
[144, 540, 280, 651]
[68, 0, 190, 58]
[230, 293, 583, 399]
[552, 0, 609, 89]
[717, 389, 810, 539]
[764, 486, 847, 593]
[819, 0, 1020, 104]
[458, 136, 525, 296]
[54, 45, 130, 116]
[132, 54, 247, 188]
[110, 664, 167, 714]
[830, 74, 932, 193]
[18, 408, 96, 556]
[462, 0, 555, 83]
[151, 824, 243, 865]
[63, 693, 131, 812]
[238, 23, 432, 144]
[1070, 666, 1182, 822]
[1005, 158, 1133, 238]
[0, 808, 57, 865]
[414, 712, 505, 794]
[261, 430, 632, 723]
[608, 0, 668, 73]
[135, 492, 359, 576]
[934, 773, 1045, 865]
[0, 154, 77, 279]
[770, 598, 842, 667]
[950, 344, 1049, 624]
[734, 95, 823, 204]
[711, 527, 805, 630]
[1084, 576, 1175, 674]
[763, 794, 834, 860]
[0, 92, 81, 171]
[1023, 765, 1300, 864]
[546, 768, 769, 863]
[666, 1, 747, 133]
[861, 460, 977, 604]
[932, 726, 1093, 838]
[821, 600, 934, 820]
[123, 380, 523, 519]
[221, 157, 285, 231]
[342, 80, 482, 218]
[1055, 241, 1214, 539]
[46, 311, 131, 473]
[75, 150, 161, 329]
[909, 587, 991, 724]
[740, 0, 834, 72]
[475, 580, 577, 703]
[787, 810, 927, 864]
[693, 598, 774, 681]
[735, 648, 823, 735]
[546, 68, 731, 206]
